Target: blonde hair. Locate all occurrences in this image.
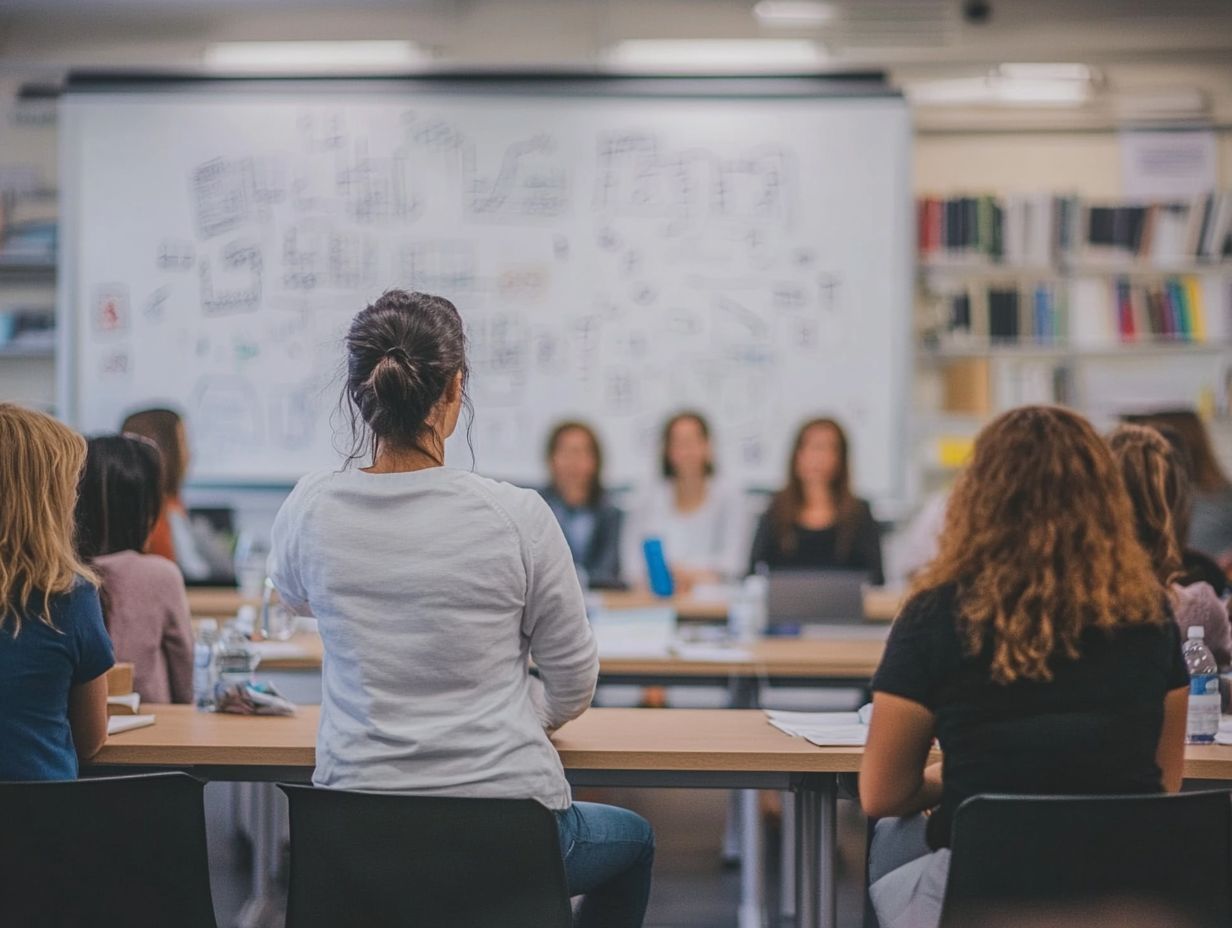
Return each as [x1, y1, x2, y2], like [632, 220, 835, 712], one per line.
[914, 406, 1164, 684]
[1108, 424, 1190, 587]
[0, 404, 95, 632]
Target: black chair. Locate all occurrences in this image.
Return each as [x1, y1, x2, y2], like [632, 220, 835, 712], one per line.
[941, 791, 1232, 928]
[279, 785, 573, 928]
[0, 771, 217, 928]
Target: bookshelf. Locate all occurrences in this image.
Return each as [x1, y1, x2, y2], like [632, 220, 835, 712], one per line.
[0, 188, 57, 412]
[913, 191, 1232, 491]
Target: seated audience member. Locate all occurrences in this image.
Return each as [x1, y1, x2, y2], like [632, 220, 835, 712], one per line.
[539, 421, 624, 589]
[1110, 424, 1232, 666]
[76, 434, 194, 703]
[0, 404, 113, 780]
[269, 290, 654, 926]
[749, 417, 884, 584]
[1129, 409, 1232, 570]
[861, 406, 1187, 928]
[623, 411, 747, 590]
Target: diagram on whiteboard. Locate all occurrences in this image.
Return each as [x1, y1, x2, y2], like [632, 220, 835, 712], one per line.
[68, 91, 910, 498]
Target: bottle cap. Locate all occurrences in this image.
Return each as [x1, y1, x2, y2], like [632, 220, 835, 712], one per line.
[1188, 626, 1205, 639]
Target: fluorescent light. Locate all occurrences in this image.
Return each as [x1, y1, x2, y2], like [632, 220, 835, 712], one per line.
[907, 69, 1092, 108]
[996, 63, 1094, 82]
[204, 41, 425, 74]
[753, 1, 838, 27]
[604, 39, 827, 74]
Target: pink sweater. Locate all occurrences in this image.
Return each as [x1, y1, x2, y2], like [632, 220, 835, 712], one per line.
[94, 550, 195, 704]
[1173, 581, 1232, 668]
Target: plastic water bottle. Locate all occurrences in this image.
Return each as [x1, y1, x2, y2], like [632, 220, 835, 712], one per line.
[1184, 626, 1220, 744]
[216, 624, 260, 688]
[193, 619, 220, 711]
[729, 574, 769, 644]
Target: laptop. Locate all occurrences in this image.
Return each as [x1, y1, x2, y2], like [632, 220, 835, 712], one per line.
[766, 569, 870, 629]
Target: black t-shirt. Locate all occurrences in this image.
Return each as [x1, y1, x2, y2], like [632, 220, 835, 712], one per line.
[748, 500, 885, 585]
[871, 584, 1189, 850]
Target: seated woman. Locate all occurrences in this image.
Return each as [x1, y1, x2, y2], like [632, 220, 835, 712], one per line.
[76, 434, 195, 704]
[539, 421, 624, 589]
[749, 417, 884, 584]
[269, 290, 654, 927]
[861, 406, 1187, 928]
[623, 411, 747, 591]
[1110, 424, 1232, 666]
[0, 404, 113, 781]
[120, 407, 230, 582]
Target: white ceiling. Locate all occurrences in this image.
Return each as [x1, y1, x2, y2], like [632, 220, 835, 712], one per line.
[0, 0, 1229, 128]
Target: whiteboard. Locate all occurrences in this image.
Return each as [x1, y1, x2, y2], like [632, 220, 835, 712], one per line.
[60, 79, 912, 503]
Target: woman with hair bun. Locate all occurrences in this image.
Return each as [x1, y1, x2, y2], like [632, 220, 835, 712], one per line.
[269, 290, 654, 927]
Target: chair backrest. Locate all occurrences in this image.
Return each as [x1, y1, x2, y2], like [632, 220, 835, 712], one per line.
[279, 785, 573, 928]
[767, 568, 869, 626]
[941, 791, 1232, 928]
[0, 772, 217, 928]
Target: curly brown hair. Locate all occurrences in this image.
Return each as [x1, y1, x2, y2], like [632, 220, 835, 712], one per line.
[913, 406, 1164, 684]
[1108, 424, 1190, 587]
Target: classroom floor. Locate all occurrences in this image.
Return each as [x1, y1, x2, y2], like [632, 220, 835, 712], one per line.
[204, 784, 869, 928]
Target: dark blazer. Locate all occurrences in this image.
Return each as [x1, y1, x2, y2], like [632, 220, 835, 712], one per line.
[748, 497, 884, 585]
[538, 486, 625, 590]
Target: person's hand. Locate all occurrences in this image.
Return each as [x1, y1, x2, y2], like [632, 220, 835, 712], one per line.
[671, 567, 721, 593]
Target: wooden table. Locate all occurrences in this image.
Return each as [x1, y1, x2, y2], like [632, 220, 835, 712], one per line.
[90, 706, 1232, 928]
[93, 706, 865, 928]
[189, 585, 907, 623]
[250, 631, 887, 683]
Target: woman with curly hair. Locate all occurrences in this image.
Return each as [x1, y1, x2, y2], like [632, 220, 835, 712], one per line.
[860, 406, 1188, 928]
[1109, 424, 1231, 667]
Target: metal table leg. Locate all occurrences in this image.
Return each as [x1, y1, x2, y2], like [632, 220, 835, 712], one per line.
[738, 787, 765, 928]
[795, 774, 838, 928]
[781, 789, 797, 920]
[235, 781, 281, 928]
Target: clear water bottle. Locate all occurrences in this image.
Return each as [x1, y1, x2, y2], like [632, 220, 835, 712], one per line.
[233, 530, 271, 600]
[216, 624, 260, 688]
[193, 619, 220, 711]
[1184, 625, 1220, 744]
[729, 574, 769, 644]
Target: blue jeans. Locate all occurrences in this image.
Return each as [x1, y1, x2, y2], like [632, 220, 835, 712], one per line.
[556, 801, 655, 928]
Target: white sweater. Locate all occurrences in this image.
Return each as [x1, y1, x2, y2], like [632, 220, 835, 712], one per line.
[621, 478, 750, 584]
[269, 467, 598, 809]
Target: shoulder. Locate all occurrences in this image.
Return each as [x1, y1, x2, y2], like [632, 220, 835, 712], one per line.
[455, 471, 557, 535]
[708, 479, 745, 508]
[1173, 581, 1223, 619]
[96, 550, 183, 587]
[47, 577, 104, 626]
[894, 583, 961, 635]
[852, 497, 876, 521]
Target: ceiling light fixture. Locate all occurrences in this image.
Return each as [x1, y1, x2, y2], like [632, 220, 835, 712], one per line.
[753, 1, 838, 28]
[203, 41, 425, 74]
[603, 39, 827, 74]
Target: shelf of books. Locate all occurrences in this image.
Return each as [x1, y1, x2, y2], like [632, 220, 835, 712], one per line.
[913, 191, 1232, 484]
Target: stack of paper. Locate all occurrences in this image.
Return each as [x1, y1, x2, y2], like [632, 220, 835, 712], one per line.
[765, 710, 868, 746]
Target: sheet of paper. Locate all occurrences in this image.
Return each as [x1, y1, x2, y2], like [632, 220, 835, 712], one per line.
[108, 714, 156, 736]
[672, 643, 753, 662]
[591, 607, 677, 658]
[766, 709, 869, 745]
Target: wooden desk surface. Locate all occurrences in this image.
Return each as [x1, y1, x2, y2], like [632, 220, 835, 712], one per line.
[598, 637, 886, 679]
[188, 586, 906, 624]
[94, 706, 859, 773]
[249, 631, 885, 678]
[92, 704, 1232, 782]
